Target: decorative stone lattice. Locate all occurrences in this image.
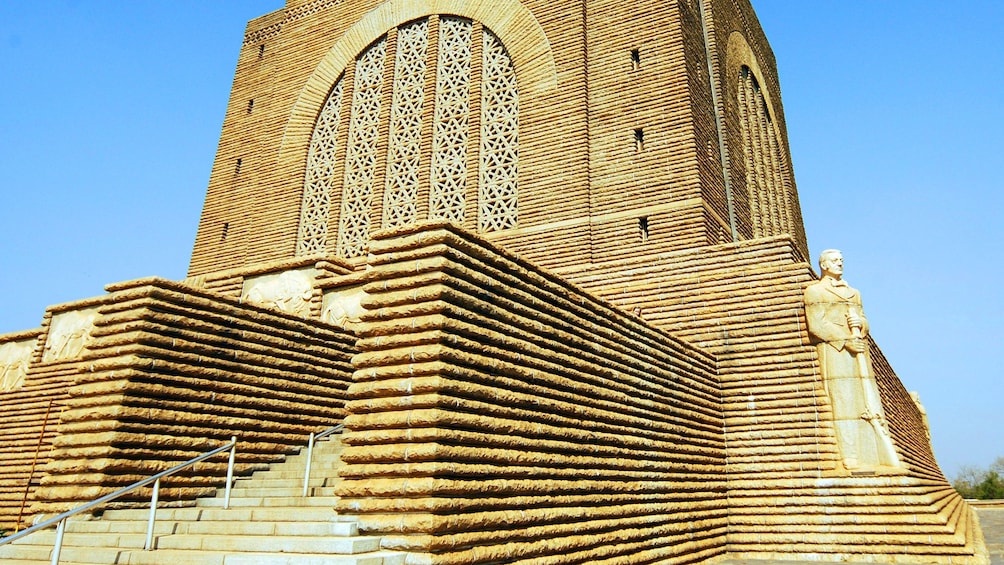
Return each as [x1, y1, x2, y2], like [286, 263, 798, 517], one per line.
[298, 17, 519, 259]
[382, 19, 428, 229]
[429, 17, 473, 224]
[297, 79, 344, 255]
[738, 66, 792, 238]
[336, 39, 386, 258]
[478, 29, 519, 232]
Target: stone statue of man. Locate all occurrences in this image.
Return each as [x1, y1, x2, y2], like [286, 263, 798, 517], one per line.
[803, 249, 900, 471]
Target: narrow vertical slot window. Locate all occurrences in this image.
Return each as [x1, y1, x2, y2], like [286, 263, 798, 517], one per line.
[634, 128, 644, 152]
[639, 217, 649, 242]
[235, 158, 242, 174]
[630, 48, 640, 71]
[247, 99, 254, 114]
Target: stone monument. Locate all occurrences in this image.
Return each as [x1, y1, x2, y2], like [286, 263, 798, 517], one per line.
[804, 249, 900, 471]
[0, 1, 988, 563]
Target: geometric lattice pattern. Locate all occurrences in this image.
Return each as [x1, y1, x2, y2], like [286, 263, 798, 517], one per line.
[383, 19, 428, 229]
[429, 17, 473, 224]
[296, 79, 344, 255]
[336, 39, 386, 258]
[300, 16, 519, 259]
[478, 29, 519, 232]
[738, 66, 792, 238]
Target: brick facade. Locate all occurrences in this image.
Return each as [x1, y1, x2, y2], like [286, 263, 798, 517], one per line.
[188, 0, 807, 278]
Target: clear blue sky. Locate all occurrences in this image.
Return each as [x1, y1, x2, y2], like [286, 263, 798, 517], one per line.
[1, 2, 1001, 478]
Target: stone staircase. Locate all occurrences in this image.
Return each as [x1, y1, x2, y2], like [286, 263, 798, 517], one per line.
[0, 436, 406, 565]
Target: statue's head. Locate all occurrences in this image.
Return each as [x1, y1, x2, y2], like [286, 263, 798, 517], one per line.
[819, 249, 844, 278]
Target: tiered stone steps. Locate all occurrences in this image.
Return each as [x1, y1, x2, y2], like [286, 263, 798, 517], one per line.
[0, 437, 406, 565]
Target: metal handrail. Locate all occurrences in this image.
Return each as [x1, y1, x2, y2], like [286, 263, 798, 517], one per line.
[0, 437, 237, 564]
[16, 399, 56, 533]
[302, 424, 344, 496]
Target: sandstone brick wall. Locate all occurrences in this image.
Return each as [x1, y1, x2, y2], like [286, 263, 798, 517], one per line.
[333, 222, 728, 564]
[1, 278, 357, 524]
[189, 0, 590, 275]
[188, 0, 807, 279]
[584, 0, 708, 262]
[870, 343, 944, 480]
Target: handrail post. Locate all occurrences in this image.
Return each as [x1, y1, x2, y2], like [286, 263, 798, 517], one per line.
[224, 437, 236, 510]
[144, 478, 160, 550]
[1, 437, 239, 553]
[302, 432, 315, 497]
[50, 518, 66, 565]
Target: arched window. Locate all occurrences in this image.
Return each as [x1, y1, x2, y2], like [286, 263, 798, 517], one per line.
[296, 16, 519, 258]
[737, 66, 792, 238]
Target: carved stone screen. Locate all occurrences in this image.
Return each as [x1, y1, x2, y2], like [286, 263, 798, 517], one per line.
[478, 28, 519, 232]
[382, 19, 429, 229]
[429, 17, 472, 225]
[296, 16, 519, 258]
[738, 66, 793, 238]
[337, 39, 387, 258]
[297, 80, 344, 256]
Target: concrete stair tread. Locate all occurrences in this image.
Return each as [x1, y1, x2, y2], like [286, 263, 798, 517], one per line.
[197, 496, 340, 507]
[0, 543, 126, 562]
[101, 506, 351, 523]
[65, 517, 358, 537]
[243, 470, 342, 480]
[0, 549, 404, 565]
[0, 561, 99, 565]
[231, 477, 339, 489]
[8, 530, 146, 548]
[268, 458, 344, 468]
[224, 486, 341, 498]
[116, 548, 405, 565]
[152, 532, 381, 553]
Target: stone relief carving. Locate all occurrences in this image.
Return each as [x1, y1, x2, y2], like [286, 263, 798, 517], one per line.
[42, 308, 99, 363]
[804, 249, 901, 471]
[242, 270, 316, 317]
[0, 338, 34, 391]
[321, 285, 368, 329]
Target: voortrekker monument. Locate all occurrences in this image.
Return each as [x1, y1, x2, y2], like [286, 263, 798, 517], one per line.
[0, 0, 990, 563]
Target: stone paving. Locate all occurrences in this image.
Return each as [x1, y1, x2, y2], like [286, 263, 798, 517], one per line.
[979, 507, 1004, 565]
[715, 507, 1004, 565]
